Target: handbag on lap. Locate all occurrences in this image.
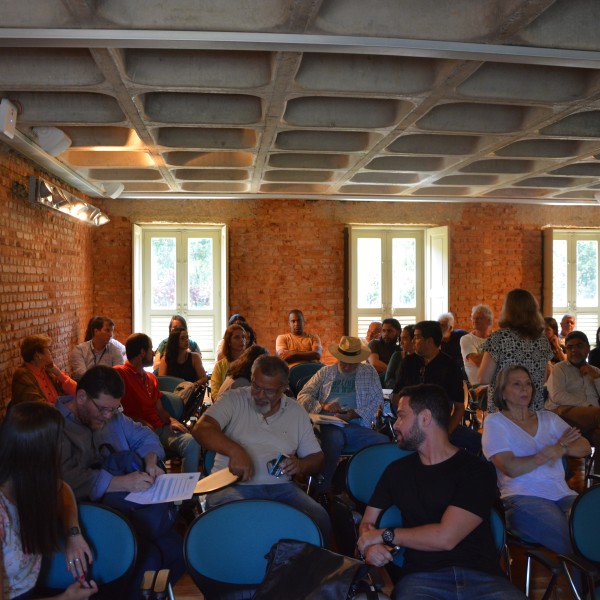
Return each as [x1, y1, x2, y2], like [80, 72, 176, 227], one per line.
[252, 539, 390, 600]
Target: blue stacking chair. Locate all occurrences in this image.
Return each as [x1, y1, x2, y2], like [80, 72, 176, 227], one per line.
[330, 443, 412, 557]
[346, 443, 413, 507]
[560, 484, 600, 599]
[37, 503, 137, 595]
[157, 375, 185, 393]
[184, 499, 323, 599]
[288, 362, 325, 397]
[157, 376, 186, 422]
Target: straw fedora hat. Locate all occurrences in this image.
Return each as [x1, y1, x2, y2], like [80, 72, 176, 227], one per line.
[328, 336, 370, 364]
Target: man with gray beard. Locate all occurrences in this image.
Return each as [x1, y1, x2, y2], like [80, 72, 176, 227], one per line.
[194, 354, 331, 543]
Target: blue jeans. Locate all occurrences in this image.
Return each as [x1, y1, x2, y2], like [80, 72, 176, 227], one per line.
[156, 427, 201, 473]
[317, 423, 389, 493]
[503, 494, 575, 555]
[392, 567, 526, 600]
[206, 482, 332, 547]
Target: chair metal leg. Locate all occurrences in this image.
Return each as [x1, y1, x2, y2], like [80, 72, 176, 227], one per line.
[525, 554, 532, 598]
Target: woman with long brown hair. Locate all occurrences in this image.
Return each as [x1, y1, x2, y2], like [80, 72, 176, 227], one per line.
[0, 402, 97, 599]
[210, 324, 248, 397]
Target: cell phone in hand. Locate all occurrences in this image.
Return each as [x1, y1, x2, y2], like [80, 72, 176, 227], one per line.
[267, 453, 289, 477]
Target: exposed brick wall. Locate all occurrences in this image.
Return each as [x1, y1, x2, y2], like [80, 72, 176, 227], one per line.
[3, 146, 600, 410]
[90, 209, 132, 343]
[228, 200, 345, 363]
[0, 150, 95, 413]
[449, 205, 544, 328]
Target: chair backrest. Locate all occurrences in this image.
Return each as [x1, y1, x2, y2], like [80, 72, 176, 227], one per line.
[38, 503, 137, 589]
[569, 484, 600, 563]
[157, 375, 186, 393]
[346, 444, 413, 506]
[184, 499, 322, 595]
[289, 362, 325, 396]
[489, 508, 506, 555]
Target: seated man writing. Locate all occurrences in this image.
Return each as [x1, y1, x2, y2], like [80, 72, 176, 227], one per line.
[193, 354, 331, 544]
[357, 383, 525, 600]
[297, 336, 389, 494]
[58, 365, 185, 600]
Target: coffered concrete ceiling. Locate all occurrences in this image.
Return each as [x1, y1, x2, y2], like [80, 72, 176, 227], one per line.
[2, 0, 600, 204]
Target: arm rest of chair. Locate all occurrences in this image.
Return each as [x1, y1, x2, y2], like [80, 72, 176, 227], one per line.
[525, 549, 561, 575]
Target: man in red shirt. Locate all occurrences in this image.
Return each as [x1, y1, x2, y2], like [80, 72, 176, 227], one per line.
[115, 333, 201, 473]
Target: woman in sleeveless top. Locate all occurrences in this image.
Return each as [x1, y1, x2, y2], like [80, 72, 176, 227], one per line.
[158, 328, 208, 385]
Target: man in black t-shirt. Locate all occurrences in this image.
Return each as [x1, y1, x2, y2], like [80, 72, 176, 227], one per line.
[357, 384, 525, 600]
[392, 320, 480, 455]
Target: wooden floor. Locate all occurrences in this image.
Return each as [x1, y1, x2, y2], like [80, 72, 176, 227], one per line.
[171, 457, 589, 600]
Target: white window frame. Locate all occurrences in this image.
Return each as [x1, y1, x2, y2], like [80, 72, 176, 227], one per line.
[132, 224, 227, 365]
[544, 228, 600, 346]
[348, 225, 448, 337]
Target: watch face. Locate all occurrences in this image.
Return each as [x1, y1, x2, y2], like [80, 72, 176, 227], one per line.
[382, 528, 394, 544]
[69, 526, 80, 536]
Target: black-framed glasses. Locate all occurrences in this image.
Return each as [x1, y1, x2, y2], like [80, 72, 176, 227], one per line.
[88, 396, 122, 417]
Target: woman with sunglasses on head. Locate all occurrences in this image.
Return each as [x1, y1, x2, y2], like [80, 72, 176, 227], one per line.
[0, 402, 97, 599]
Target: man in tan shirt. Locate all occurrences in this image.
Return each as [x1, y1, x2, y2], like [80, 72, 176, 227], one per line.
[275, 309, 322, 368]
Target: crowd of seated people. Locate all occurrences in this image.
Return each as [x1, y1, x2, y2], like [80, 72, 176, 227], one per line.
[5, 296, 599, 599]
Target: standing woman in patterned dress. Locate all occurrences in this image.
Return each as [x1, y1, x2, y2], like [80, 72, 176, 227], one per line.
[478, 289, 553, 413]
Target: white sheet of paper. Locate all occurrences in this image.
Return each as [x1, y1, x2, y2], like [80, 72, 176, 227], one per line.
[309, 414, 347, 427]
[125, 472, 201, 505]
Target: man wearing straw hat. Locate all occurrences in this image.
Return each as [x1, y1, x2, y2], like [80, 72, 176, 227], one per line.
[298, 336, 389, 495]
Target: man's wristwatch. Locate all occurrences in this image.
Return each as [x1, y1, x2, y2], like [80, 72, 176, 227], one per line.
[68, 526, 81, 537]
[382, 528, 395, 545]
